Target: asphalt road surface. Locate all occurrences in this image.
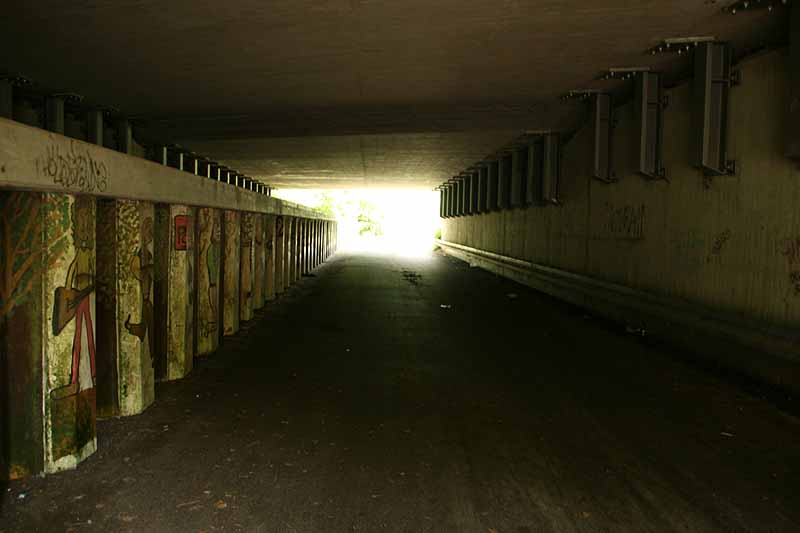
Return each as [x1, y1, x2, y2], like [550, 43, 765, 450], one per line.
[2, 251, 799, 532]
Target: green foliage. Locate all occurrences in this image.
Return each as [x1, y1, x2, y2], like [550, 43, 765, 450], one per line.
[435, 228, 442, 240]
[356, 200, 383, 237]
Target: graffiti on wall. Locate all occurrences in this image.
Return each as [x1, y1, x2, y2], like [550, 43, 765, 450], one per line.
[600, 203, 645, 240]
[36, 141, 109, 193]
[710, 229, 732, 257]
[780, 237, 800, 295]
[49, 195, 97, 461]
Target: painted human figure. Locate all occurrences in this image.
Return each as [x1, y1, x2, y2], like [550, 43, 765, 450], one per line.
[124, 216, 155, 365]
[52, 196, 96, 397]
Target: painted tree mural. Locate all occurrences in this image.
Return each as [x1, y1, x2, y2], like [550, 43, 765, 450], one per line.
[0, 192, 69, 319]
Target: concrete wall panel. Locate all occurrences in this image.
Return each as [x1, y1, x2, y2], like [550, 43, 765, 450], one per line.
[442, 49, 800, 381]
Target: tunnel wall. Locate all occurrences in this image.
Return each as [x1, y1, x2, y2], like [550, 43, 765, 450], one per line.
[441, 48, 800, 393]
[0, 117, 338, 481]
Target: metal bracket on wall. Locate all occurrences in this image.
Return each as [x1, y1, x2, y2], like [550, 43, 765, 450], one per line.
[692, 42, 734, 177]
[725, 0, 790, 15]
[592, 93, 616, 184]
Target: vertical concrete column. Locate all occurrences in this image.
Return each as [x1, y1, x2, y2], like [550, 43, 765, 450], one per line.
[325, 220, 331, 261]
[318, 220, 323, 263]
[325, 221, 330, 259]
[253, 214, 266, 310]
[297, 218, 307, 278]
[95, 199, 156, 418]
[154, 205, 196, 381]
[222, 210, 240, 335]
[0, 192, 100, 477]
[274, 215, 285, 294]
[292, 219, 300, 282]
[196, 208, 221, 356]
[43, 194, 98, 472]
[264, 214, 276, 301]
[303, 219, 310, 274]
[293, 218, 301, 283]
[315, 220, 321, 267]
[239, 213, 255, 322]
[288, 217, 297, 284]
[309, 220, 315, 269]
[285, 217, 294, 287]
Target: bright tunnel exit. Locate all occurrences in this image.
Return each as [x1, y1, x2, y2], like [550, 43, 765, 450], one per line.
[273, 189, 442, 257]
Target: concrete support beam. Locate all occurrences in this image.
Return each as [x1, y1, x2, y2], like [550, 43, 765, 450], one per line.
[275, 216, 285, 294]
[264, 214, 277, 301]
[222, 210, 240, 335]
[153, 205, 195, 380]
[96, 199, 156, 417]
[0, 117, 330, 221]
[197, 208, 222, 355]
[239, 213, 255, 322]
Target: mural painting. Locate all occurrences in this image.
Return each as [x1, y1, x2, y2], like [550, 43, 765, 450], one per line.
[47, 194, 97, 466]
[253, 214, 265, 309]
[265, 215, 276, 301]
[223, 211, 240, 336]
[240, 213, 254, 321]
[0, 192, 64, 478]
[198, 208, 221, 355]
[124, 211, 155, 373]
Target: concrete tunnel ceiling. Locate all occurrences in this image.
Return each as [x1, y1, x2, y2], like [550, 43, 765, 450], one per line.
[0, 1, 790, 189]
